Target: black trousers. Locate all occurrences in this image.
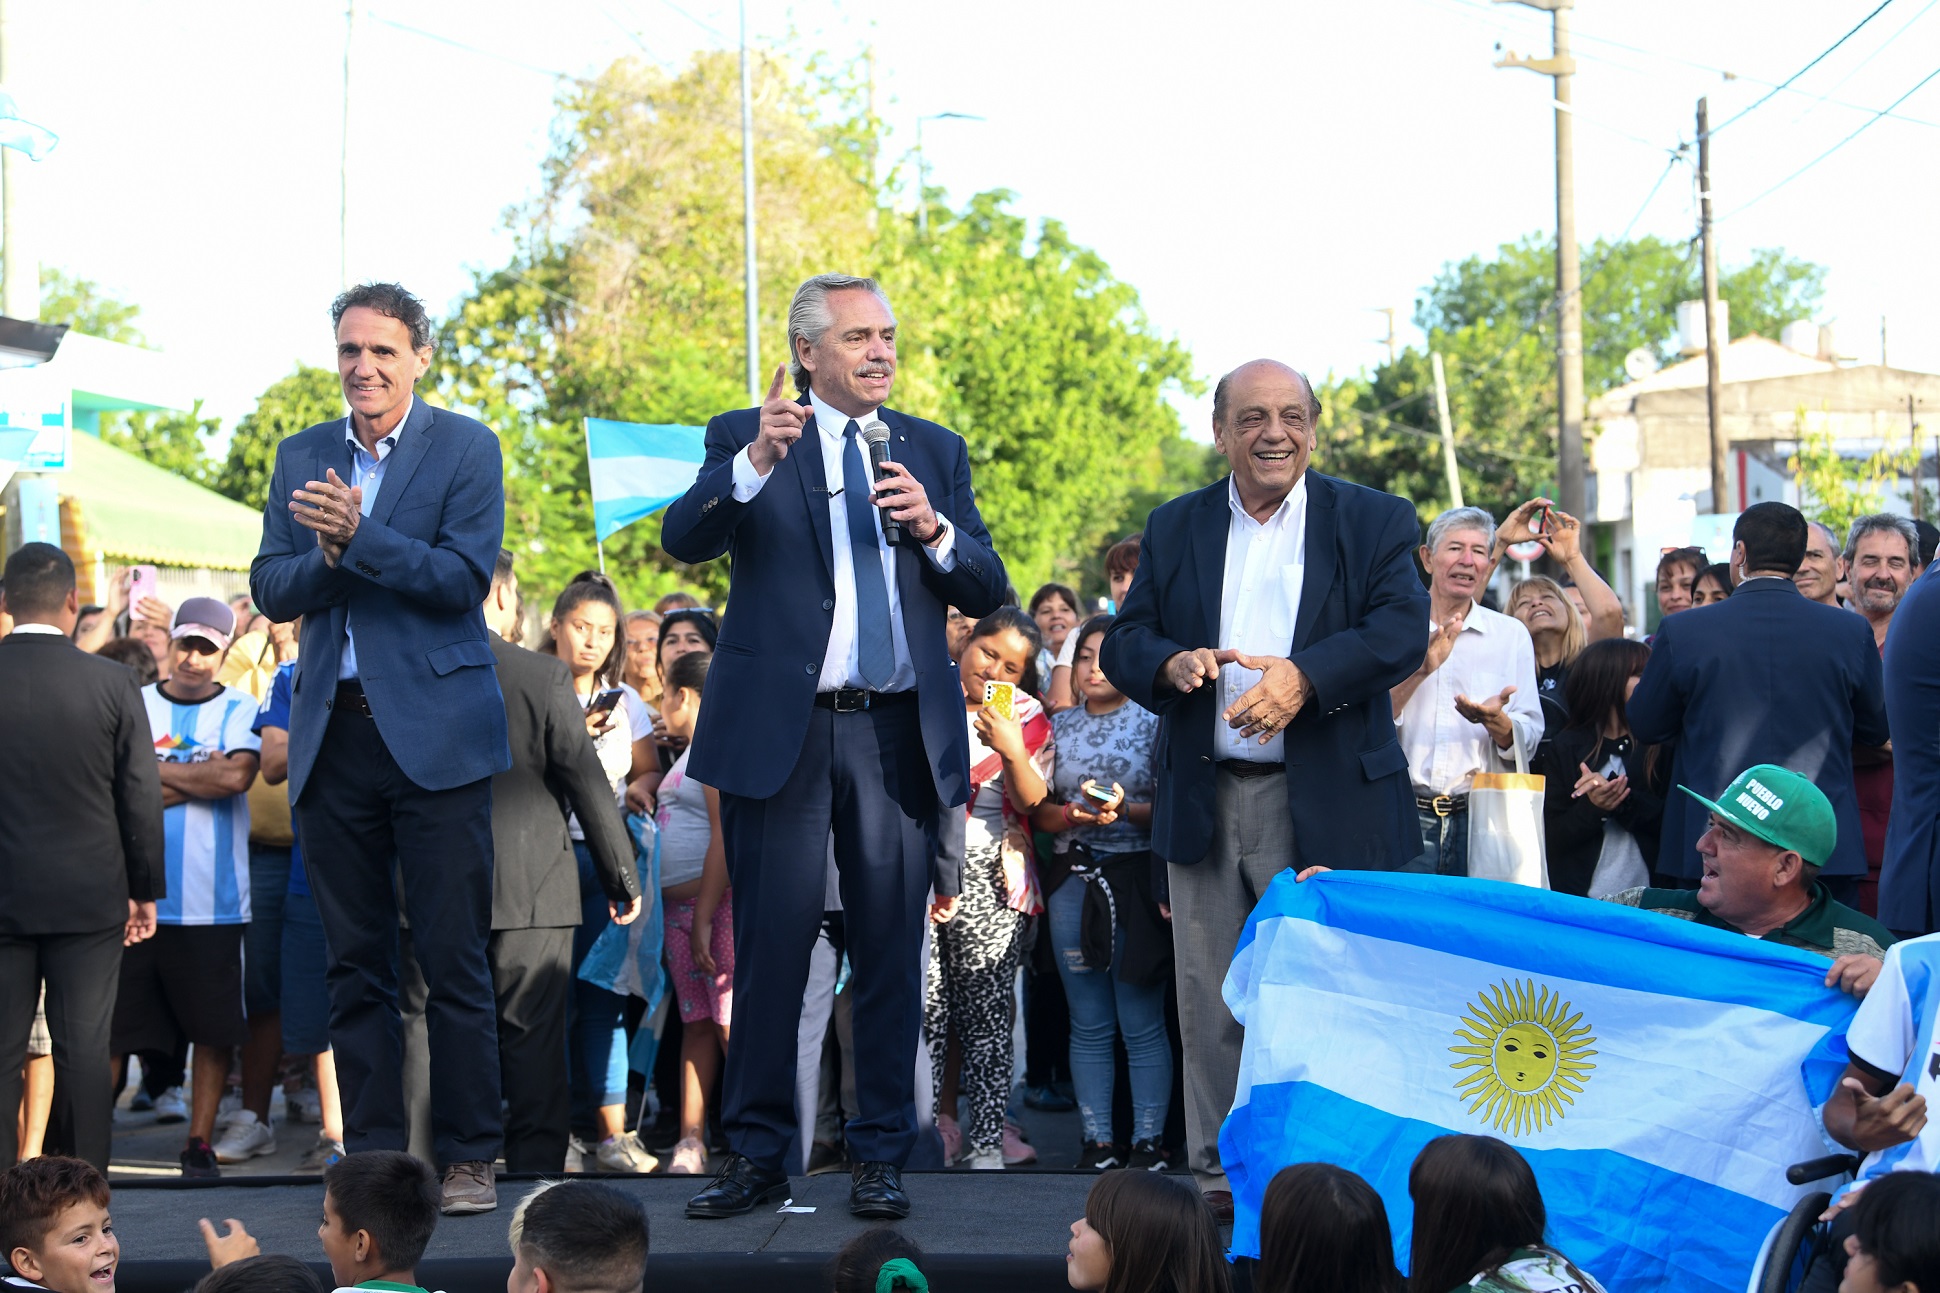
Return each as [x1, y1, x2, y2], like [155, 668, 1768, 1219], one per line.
[401, 926, 574, 1174]
[295, 709, 502, 1167]
[0, 927, 123, 1170]
[718, 701, 937, 1170]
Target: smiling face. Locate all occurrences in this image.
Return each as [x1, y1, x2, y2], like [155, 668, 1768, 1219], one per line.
[1794, 527, 1843, 604]
[1656, 560, 1698, 616]
[1213, 361, 1317, 511]
[1066, 1215, 1111, 1291]
[1510, 583, 1569, 640]
[1849, 529, 1915, 619]
[9, 1201, 118, 1293]
[800, 287, 896, 417]
[1033, 592, 1079, 652]
[1491, 1023, 1557, 1093]
[336, 306, 430, 432]
[1422, 526, 1492, 606]
[552, 602, 617, 683]
[958, 627, 1034, 706]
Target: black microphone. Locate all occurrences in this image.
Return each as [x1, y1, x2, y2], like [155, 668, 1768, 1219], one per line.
[860, 418, 903, 546]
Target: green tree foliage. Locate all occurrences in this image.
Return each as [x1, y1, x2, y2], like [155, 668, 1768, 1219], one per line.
[38, 267, 146, 344]
[1789, 411, 1919, 537]
[99, 400, 221, 484]
[439, 47, 1198, 611]
[213, 365, 343, 510]
[1319, 233, 1828, 525]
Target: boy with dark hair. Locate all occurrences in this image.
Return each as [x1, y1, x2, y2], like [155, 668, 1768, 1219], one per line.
[506, 1181, 648, 1293]
[318, 1153, 440, 1293]
[0, 1157, 118, 1293]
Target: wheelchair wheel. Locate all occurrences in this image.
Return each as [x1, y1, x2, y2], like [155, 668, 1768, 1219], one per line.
[1750, 1191, 1831, 1293]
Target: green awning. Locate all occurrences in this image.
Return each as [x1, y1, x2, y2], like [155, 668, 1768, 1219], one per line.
[63, 431, 263, 572]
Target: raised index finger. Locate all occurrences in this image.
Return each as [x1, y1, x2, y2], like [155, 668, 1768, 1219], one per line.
[766, 364, 787, 403]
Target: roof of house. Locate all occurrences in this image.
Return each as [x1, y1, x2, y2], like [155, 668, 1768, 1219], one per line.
[1590, 336, 1837, 418]
[61, 431, 261, 571]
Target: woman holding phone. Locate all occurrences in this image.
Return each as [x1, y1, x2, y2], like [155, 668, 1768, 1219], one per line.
[545, 570, 658, 1172]
[928, 606, 1055, 1169]
[1029, 614, 1170, 1170]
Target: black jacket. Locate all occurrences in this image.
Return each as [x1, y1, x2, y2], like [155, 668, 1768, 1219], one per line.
[489, 637, 639, 929]
[1540, 727, 1663, 898]
[0, 630, 165, 933]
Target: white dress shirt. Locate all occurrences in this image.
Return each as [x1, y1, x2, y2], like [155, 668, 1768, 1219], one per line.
[338, 395, 411, 681]
[1215, 475, 1308, 763]
[1394, 601, 1544, 797]
[10, 623, 65, 636]
[729, 390, 957, 692]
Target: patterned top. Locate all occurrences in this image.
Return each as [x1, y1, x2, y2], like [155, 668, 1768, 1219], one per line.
[1464, 1246, 1607, 1292]
[143, 682, 261, 925]
[1049, 701, 1160, 856]
[1606, 883, 1894, 961]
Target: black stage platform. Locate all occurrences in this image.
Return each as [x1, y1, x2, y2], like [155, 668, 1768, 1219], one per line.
[108, 1171, 1092, 1293]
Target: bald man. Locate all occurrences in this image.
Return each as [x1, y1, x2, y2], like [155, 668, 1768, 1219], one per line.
[1102, 359, 1428, 1217]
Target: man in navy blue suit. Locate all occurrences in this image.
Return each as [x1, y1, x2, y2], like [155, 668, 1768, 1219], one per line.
[661, 274, 1007, 1221]
[1630, 501, 1888, 904]
[1877, 557, 1940, 937]
[251, 283, 511, 1215]
[1101, 358, 1428, 1219]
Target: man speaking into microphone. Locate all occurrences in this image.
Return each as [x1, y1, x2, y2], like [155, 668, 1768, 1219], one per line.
[661, 273, 1007, 1221]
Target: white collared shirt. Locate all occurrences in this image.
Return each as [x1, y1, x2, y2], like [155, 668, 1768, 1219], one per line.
[338, 395, 412, 681]
[1394, 600, 1545, 796]
[9, 623, 65, 636]
[729, 390, 957, 692]
[1215, 475, 1308, 762]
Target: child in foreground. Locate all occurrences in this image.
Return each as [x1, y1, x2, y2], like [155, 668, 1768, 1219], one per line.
[507, 1180, 650, 1293]
[829, 1227, 928, 1293]
[0, 1158, 118, 1293]
[319, 1152, 441, 1293]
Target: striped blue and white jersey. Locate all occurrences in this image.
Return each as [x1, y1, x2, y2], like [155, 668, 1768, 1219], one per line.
[1850, 933, 1940, 1182]
[142, 682, 260, 926]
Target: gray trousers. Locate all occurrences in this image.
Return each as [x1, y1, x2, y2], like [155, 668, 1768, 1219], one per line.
[1168, 768, 1295, 1191]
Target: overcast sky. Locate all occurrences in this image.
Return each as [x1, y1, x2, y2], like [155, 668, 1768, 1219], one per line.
[17, 0, 1940, 439]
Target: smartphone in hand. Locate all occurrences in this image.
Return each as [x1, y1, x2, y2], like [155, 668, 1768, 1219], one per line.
[1082, 781, 1118, 807]
[587, 687, 625, 719]
[983, 680, 1018, 721]
[128, 565, 160, 611]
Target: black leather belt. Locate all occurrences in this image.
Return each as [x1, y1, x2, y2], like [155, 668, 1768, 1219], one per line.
[333, 681, 374, 718]
[1418, 794, 1468, 817]
[813, 688, 916, 713]
[1217, 760, 1286, 779]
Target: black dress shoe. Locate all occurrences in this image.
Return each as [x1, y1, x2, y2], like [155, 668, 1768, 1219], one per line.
[851, 1160, 911, 1219]
[685, 1154, 790, 1219]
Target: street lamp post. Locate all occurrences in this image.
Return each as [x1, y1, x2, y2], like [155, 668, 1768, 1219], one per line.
[915, 111, 982, 239]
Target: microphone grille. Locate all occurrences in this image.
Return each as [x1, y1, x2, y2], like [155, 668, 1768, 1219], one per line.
[860, 418, 891, 447]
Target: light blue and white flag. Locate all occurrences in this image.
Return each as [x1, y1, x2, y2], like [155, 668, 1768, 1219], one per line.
[584, 418, 707, 543]
[0, 92, 58, 161]
[1221, 871, 1857, 1293]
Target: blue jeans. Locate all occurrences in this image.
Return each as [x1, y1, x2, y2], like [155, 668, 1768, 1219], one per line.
[569, 840, 629, 1133]
[1046, 872, 1171, 1145]
[1414, 806, 1470, 877]
[244, 844, 292, 1016]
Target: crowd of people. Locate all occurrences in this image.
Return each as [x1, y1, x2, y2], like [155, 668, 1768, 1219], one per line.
[8, 274, 1940, 1293]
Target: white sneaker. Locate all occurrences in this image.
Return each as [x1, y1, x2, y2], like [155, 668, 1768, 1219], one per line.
[212, 1110, 276, 1163]
[966, 1148, 1005, 1170]
[215, 1091, 245, 1128]
[287, 1088, 321, 1125]
[594, 1131, 659, 1174]
[152, 1087, 188, 1124]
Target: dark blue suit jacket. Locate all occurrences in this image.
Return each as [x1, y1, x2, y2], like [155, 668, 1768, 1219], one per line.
[1100, 472, 1428, 869]
[1628, 577, 1888, 880]
[658, 401, 1008, 805]
[1880, 563, 1940, 931]
[250, 399, 511, 800]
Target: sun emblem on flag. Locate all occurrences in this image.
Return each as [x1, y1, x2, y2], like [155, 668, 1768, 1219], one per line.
[1449, 978, 1597, 1136]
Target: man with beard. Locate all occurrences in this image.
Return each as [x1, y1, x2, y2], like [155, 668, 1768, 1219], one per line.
[1845, 514, 1922, 917]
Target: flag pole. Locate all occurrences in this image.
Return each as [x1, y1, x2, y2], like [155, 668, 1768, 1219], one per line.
[583, 415, 605, 574]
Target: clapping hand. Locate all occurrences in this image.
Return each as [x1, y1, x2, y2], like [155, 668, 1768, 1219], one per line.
[749, 365, 808, 475]
[1573, 762, 1630, 811]
[290, 469, 363, 567]
[1218, 651, 1310, 742]
[1420, 616, 1464, 676]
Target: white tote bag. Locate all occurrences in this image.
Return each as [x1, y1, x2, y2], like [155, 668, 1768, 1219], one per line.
[1466, 727, 1550, 888]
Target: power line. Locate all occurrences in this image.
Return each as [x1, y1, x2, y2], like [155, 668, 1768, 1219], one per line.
[1706, 0, 1897, 136]
[363, 11, 587, 81]
[1720, 63, 1940, 221]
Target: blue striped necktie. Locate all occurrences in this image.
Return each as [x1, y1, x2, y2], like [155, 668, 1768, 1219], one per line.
[841, 420, 896, 690]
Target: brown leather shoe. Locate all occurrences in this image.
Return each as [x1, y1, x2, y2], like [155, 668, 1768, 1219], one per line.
[1202, 1189, 1234, 1224]
[440, 1160, 498, 1215]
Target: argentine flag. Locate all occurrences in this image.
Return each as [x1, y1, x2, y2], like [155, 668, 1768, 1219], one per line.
[584, 418, 707, 543]
[1221, 871, 1857, 1293]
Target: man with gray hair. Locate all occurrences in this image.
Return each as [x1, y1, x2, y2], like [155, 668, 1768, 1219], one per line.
[1795, 519, 1845, 606]
[662, 273, 1007, 1221]
[1389, 505, 1544, 875]
[1845, 513, 1921, 914]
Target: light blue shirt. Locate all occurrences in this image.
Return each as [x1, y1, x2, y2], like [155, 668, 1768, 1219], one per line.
[337, 396, 411, 681]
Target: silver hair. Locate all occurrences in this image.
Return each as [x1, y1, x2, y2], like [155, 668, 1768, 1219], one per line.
[1842, 512, 1919, 564]
[786, 273, 894, 397]
[1806, 519, 1842, 552]
[1425, 505, 1497, 555]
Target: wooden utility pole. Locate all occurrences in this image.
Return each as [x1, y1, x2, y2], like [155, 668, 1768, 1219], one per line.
[1496, 0, 1584, 517]
[1698, 98, 1727, 513]
[1432, 352, 1464, 509]
[0, 0, 37, 320]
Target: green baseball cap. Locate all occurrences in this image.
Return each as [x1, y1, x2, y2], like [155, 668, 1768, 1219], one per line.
[1678, 764, 1837, 865]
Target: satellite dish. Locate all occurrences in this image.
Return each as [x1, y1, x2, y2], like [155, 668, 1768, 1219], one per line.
[1624, 348, 1661, 381]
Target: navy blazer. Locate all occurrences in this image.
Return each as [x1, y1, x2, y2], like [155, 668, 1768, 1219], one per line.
[658, 401, 1008, 805]
[1879, 564, 1940, 931]
[1100, 472, 1428, 869]
[1628, 577, 1888, 880]
[250, 399, 512, 800]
